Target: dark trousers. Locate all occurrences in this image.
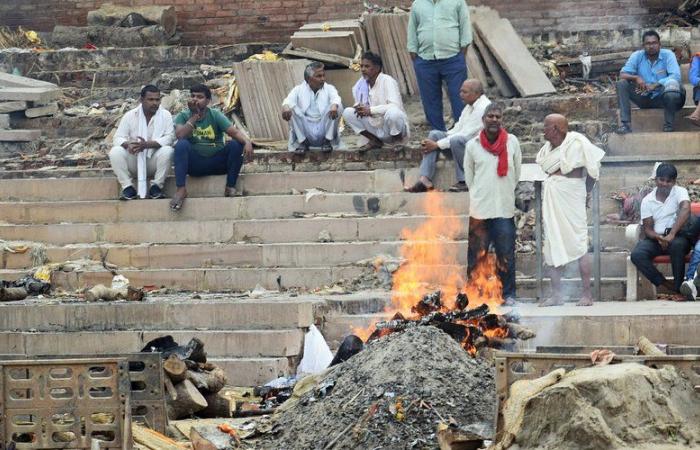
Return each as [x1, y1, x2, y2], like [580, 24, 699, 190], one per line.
[631, 237, 692, 291]
[174, 140, 244, 188]
[616, 79, 685, 128]
[467, 217, 516, 299]
[413, 53, 468, 131]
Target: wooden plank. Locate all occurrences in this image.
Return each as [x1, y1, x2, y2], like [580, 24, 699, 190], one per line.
[282, 43, 355, 67]
[25, 102, 58, 118]
[0, 101, 28, 113]
[466, 45, 488, 86]
[474, 16, 556, 96]
[0, 87, 60, 102]
[300, 20, 367, 49]
[325, 68, 361, 107]
[390, 13, 418, 96]
[472, 31, 517, 98]
[291, 31, 358, 58]
[0, 114, 9, 129]
[0, 129, 41, 141]
[132, 423, 187, 450]
[0, 72, 58, 89]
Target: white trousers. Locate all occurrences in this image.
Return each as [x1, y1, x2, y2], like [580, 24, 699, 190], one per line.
[287, 112, 340, 151]
[109, 145, 174, 189]
[342, 105, 409, 145]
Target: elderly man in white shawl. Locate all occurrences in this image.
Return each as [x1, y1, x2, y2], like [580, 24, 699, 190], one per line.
[109, 85, 175, 200]
[282, 61, 342, 154]
[536, 114, 605, 306]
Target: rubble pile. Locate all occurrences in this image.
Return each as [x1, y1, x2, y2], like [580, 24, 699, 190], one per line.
[261, 326, 496, 449]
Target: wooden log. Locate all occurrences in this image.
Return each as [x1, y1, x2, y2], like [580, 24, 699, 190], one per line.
[186, 367, 227, 394]
[132, 423, 187, 450]
[638, 336, 665, 356]
[87, 4, 177, 36]
[85, 284, 126, 302]
[0, 287, 27, 301]
[165, 379, 208, 420]
[163, 354, 187, 384]
[50, 25, 170, 48]
[197, 391, 236, 418]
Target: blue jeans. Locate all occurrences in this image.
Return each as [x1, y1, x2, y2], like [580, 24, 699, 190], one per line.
[686, 240, 700, 280]
[413, 53, 468, 131]
[467, 217, 516, 299]
[174, 140, 244, 188]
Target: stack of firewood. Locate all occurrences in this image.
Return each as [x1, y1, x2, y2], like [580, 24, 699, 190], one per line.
[152, 337, 233, 419]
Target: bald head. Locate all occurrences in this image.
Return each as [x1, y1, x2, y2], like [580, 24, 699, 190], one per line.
[543, 113, 568, 147]
[459, 79, 483, 105]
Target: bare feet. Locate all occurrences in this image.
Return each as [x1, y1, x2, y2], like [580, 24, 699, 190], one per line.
[538, 297, 564, 307]
[686, 114, 700, 127]
[576, 296, 593, 306]
[170, 187, 187, 210]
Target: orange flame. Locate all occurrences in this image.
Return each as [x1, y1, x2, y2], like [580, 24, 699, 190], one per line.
[351, 191, 505, 342]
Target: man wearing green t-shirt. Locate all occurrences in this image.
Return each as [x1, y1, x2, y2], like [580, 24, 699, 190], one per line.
[171, 84, 254, 210]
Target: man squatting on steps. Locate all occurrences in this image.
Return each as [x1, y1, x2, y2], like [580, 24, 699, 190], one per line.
[631, 163, 700, 300]
[109, 84, 175, 201]
[536, 114, 605, 307]
[463, 102, 521, 304]
[170, 84, 254, 210]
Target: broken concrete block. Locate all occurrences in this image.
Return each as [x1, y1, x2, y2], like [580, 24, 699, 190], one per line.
[0, 87, 60, 103]
[0, 101, 28, 113]
[25, 103, 58, 118]
[0, 72, 57, 89]
[0, 129, 41, 142]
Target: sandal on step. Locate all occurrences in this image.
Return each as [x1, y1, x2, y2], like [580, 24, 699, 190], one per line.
[404, 181, 433, 193]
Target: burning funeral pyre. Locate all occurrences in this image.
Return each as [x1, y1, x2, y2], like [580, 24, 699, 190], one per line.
[352, 191, 536, 354]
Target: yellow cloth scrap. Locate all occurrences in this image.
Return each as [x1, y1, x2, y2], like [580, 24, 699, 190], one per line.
[245, 50, 281, 62]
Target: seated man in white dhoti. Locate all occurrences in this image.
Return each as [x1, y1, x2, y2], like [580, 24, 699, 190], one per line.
[109, 84, 175, 200]
[536, 114, 605, 307]
[282, 61, 342, 154]
[342, 51, 409, 152]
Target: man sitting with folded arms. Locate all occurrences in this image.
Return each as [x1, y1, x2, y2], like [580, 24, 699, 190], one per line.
[407, 79, 490, 193]
[282, 61, 342, 154]
[170, 84, 254, 210]
[109, 84, 175, 200]
[342, 52, 410, 152]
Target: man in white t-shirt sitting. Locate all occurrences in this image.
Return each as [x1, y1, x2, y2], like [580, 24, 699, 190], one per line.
[630, 163, 697, 298]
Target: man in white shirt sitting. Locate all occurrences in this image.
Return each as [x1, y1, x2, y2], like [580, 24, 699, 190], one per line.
[342, 52, 410, 152]
[464, 102, 522, 304]
[282, 61, 342, 154]
[631, 163, 698, 298]
[109, 85, 175, 200]
[407, 79, 490, 193]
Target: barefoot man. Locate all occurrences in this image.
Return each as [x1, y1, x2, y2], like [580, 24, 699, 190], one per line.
[536, 114, 605, 306]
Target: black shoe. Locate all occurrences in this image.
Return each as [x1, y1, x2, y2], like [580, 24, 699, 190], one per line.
[119, 186, 137, 200]
[615, 124, 632, 134]
[148, 184, 164, 199]
[294, 141, 310, 154]
[448, 182, 468, 192]
[320, 140, 333, 153]
[663, 124, 674, 132]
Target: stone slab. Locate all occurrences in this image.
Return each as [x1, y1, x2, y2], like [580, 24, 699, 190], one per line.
[629, 106, 697, 132]
[0, 129, 41, 142]
[25, 102, 58, 118]
[291, 31, 358, 58]
[0, 71, 58, 89]
[0, 296, 317, 332]
[0, 114, 8, 129]
[210, 357, 291, 386]
[0, 87, 60, 102]
[606, 132, 700, 157]
[325, 68, 360, 109]
[0, 101, 28, 113]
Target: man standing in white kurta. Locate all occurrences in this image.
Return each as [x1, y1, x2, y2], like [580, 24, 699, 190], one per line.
[536, 114, 605, 306]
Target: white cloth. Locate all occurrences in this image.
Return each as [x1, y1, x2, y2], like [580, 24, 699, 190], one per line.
[283, 82, 342, 150]
[463, 134, 522, 219]
[349, 73, 409, 144]
[641, 185, 690, 234]
[113, 105, 175, 198]
[536, 132, 605, 267]
[342, 105, 409, 144]
[437, 94, 491, 150]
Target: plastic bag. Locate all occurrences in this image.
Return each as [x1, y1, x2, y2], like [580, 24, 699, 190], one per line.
[297, 325, 333, 375]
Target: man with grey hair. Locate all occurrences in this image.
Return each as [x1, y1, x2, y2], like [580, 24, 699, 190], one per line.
[282, 61, 342, 153]
[407, 79, 489, 193]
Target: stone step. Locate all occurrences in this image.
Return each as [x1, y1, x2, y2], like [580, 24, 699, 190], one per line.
[0, 266, 368, 292]
[0, 215, 469, 245]
[0, 170, 408, 201]
[0, 241, 467, 270]
[0, 192, 467, 224]
[630, 106, 699, 132]
[0, 295, 317, 332]
[606, 132, 700, 157]
[0, 329, 303, 358]
[210, 357, 291, 387]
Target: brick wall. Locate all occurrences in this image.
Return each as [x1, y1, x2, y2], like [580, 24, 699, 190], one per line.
[0, 0, 678, 46]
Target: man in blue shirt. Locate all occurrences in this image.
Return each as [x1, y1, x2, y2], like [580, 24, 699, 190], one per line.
[686, 52, 700, 125]
[616, 30, 684, 133]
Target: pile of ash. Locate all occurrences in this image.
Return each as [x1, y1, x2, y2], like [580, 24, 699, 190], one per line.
[259, 326, 495, 449]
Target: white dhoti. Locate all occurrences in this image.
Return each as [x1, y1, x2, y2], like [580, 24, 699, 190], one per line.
[287, 112, 340, 151]
[542, 175, 588, 267]
[342, 105, 409, 145]
[109, 145, 174, 190]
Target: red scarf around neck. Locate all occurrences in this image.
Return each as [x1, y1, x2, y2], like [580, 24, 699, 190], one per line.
[479, 128, 509, 177]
